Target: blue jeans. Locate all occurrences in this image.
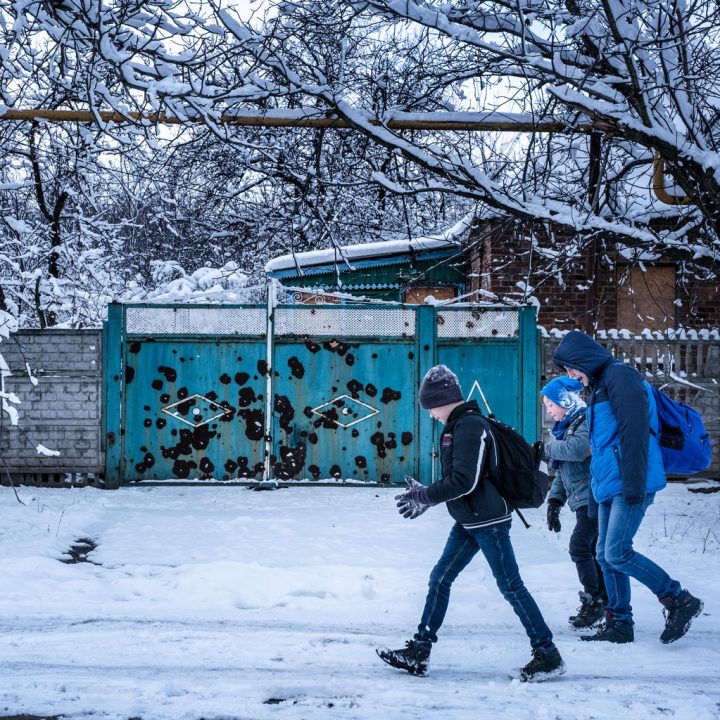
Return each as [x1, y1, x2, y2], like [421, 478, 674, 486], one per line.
[414, 522, 555, 652]
[596, 493, 681, 623]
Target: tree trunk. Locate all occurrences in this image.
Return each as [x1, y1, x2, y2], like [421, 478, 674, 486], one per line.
[29, 124, 67, 327]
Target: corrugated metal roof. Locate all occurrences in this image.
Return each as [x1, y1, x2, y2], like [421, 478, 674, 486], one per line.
[267, 249, 457, 279]
[265, 212, 474, 275]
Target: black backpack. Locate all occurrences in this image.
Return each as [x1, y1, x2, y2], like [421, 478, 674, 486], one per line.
[473, 412, 550, 527]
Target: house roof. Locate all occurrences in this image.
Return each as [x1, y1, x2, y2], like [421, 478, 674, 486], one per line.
[264, 212, 474, 277]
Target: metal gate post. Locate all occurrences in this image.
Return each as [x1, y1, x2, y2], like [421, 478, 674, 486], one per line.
[263, 280, 277, 482]
[518, 306, 540, 441]
[103, 303, 124, 487]
[415, 305, 438, 485]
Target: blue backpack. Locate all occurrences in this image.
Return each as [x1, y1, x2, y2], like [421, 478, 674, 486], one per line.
[651, 386, 712, 475]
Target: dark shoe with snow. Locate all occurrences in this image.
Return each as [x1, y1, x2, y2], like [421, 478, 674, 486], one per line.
[377, 640, 430, 676]
[580, 613, 634, 643]
[569, 591, 605, 629]
[519, 648, 566, 682]
[659, 590, 703, 644]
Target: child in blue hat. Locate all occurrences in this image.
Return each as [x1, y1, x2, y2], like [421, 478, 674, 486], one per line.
[541, 377, 607, 628]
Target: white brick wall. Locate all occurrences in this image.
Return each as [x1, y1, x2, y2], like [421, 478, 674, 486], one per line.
[0, 330, 103, 473]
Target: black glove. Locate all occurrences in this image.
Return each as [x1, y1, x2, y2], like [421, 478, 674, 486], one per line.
[395, 476, 434, 519]
[546, 500, 562, 532]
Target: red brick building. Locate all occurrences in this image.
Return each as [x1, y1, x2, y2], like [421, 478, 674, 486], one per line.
[463, 218, 720, 333]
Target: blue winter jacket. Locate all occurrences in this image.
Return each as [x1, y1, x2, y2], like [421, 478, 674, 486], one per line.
[553, 331, 666, 504]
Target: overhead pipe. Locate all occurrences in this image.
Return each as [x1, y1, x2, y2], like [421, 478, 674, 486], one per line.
[0, 107, 589, 133]
[1, 107, 694, 206]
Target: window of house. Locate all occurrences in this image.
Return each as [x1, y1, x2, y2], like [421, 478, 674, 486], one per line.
[616, 266, 676, 333]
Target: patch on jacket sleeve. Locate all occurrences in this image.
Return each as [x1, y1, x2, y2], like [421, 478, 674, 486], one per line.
[441, 433, 453, 447]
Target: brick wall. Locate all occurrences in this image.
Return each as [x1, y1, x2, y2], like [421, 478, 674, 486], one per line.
[0, 330, 103, 481]
[467, 220, 719, 332]
[684, 280, 720, 327]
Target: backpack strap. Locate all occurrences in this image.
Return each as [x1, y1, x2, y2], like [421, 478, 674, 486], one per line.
[464, 407, 500, 475]
[513, 506, 531, 529]
[567, 409, 586, 435]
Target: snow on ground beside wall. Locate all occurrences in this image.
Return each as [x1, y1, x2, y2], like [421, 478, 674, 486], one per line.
[0, 483, 718, 720]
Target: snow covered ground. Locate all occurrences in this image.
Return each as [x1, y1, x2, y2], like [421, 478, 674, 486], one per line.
[0, 482, 718, 720]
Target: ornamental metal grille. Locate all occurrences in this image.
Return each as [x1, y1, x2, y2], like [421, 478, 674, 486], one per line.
[436, 309, 519, 338]
[274, 307, 416, 337]
[125, 307, 267, 335]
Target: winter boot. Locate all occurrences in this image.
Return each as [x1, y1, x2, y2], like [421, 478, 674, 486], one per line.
[569, 591, 605, 629]
[659, 590, 703, 644]
[376, 640, 431, 676]
[580, 613, 634, 643]
[519, 648, 566, 682]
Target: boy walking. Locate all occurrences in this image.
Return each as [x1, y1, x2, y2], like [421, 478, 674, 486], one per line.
[541, 376, 606, 628]
[554, 331, 703, 644]
[377, 365, 565, 681]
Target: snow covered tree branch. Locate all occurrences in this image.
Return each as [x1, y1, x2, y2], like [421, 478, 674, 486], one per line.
[346, 0, 720, 264]
[1, 0, 719, 333]
[192, 0, 719, 278]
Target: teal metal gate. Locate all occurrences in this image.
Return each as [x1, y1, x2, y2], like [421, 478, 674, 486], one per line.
[103, 303, 538, 486]
[271, 306, 419, 483]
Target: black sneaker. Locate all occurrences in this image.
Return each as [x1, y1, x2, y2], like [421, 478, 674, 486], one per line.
[580, 613, 634, 643]
[569, 592, 606, 629]
[659, 590, 703, 644]
[519, 648, 566, 682]
[377, 640, 430, 676]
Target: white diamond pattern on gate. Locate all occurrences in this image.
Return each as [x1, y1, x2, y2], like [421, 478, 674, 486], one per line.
[311, 394, 380, 429]
[161, 394, 234, 428]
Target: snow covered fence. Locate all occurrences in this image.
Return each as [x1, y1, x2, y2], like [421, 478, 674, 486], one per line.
[0, 330, 103, 486]
[543, 335, 720, 477]
[1, 328, 717, 484]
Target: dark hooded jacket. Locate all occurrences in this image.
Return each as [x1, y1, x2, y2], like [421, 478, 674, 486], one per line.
[553, 331, 665, 503]
[425, 400, 512, 529]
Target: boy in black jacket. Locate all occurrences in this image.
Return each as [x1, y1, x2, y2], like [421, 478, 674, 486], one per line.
[378, 365, 565, 682]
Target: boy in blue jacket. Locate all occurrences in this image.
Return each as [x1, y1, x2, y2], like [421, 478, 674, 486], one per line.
[553, 331, 703, 644]
[541, 376, 606, 628]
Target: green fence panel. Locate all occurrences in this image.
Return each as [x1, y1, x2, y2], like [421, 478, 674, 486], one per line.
[105, 304, 269, 483]
[271, 338, 417, 482]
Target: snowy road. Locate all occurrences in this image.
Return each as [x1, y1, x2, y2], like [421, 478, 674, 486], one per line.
[0, 484, 718, 720]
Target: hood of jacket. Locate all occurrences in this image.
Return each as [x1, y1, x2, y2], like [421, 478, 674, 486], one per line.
[553, 331, 613, 383]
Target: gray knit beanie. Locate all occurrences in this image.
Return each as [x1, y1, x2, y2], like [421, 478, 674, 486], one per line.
[419, 364, 464, 409]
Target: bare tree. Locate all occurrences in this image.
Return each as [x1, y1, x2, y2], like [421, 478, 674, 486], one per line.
[203, 0, 720, 277]
[3, 0, 718, 330]
[1, 1, 466, 312]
